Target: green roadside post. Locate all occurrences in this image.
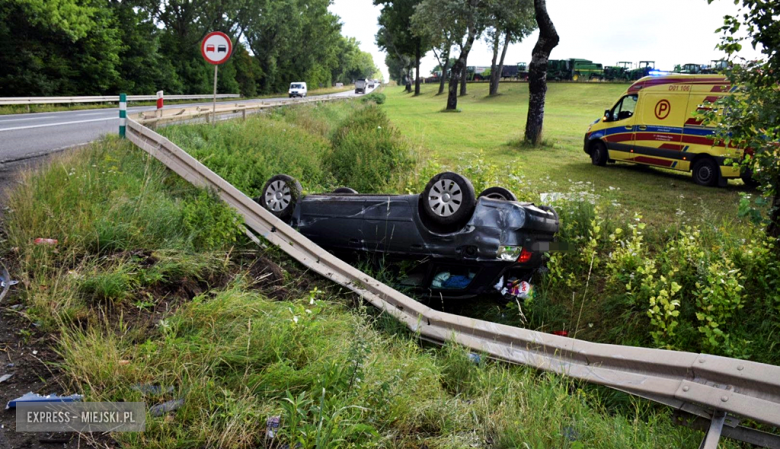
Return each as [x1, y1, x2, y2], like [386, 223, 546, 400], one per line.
[119, 93, 127, 138]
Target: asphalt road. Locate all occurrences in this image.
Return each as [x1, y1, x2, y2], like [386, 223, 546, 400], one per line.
[0, 89, 362, 164]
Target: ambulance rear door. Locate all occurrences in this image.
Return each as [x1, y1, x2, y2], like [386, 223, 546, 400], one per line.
[633, 89, 689, 170]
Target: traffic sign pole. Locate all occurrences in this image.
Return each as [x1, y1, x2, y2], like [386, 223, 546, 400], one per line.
[119, 93, 127, 138]
[213, 65, 218, 125]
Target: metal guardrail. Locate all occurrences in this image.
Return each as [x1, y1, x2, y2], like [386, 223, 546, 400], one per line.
[0, 94, 240, 106]
[132, 95, 347, 126]
[124, 101, 780, 448]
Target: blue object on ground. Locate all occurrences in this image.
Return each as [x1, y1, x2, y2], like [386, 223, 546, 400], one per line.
[6, 392, 83, 410]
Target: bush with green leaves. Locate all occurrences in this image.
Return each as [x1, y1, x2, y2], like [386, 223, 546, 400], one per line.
[325, 104, 417, 192]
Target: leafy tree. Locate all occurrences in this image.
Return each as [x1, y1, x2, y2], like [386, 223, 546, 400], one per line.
[412, 0, 485, 110]
[484, 0, 536, 95]
[0, 0, 121, 96]
[523, 0, 559, 145]
[375, 0, 429, 95]
[706, 0, 780, 237]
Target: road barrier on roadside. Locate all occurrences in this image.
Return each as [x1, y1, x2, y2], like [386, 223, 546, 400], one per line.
[123, 95, 780, 449]
[0, 94, 240, 106]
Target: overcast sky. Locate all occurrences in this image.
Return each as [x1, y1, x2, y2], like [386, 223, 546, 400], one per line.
[328, 0, 762, 80]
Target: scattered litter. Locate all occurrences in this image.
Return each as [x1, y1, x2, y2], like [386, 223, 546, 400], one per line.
[0, 373, 13, 383]
[32, 350, 38, 355]
[10, 304, 22, 309]
[6, 363, 15, 368]
[553, 330, 569, 337]
[468, 353, 481, 364]
[131, 384, 174, 395]
[118, 359, 131, 366]
[33, 238, 58, 246]
[496, 277, 533, 300]
[266, 415, 281, 438]
[6, 392, 83, 410]
[149, 398, 184, 417]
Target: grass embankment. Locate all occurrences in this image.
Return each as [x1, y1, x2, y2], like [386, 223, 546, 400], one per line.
[1, 101, 717, 447]
[381, 83, 780, 366]
[0, 85, 355, 116]
[382, 82, 751, 226]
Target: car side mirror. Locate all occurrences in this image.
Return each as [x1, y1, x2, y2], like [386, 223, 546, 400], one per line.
[603, 109, 611, 121]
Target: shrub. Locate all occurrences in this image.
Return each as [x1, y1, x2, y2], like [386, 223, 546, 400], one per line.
[361, 92, 386, 105]
[325, 105, 417, 192]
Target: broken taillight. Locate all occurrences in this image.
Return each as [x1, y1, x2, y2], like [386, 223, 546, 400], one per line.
[517, 248, 532, 263]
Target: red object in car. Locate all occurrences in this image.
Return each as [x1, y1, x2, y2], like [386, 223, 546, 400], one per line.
[517, 248, 533, 263]
[206, 45, 215, 52]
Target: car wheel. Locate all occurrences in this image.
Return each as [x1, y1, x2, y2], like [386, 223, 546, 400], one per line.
[741, 166, 760, 188]
[478, 186, 517, 201]
[692, 158, 719, 187]
[259, 174, 302, 220]
[333, 187, 357, 194]
[590, 141, 608, 166]
[422, 172, 476, 226]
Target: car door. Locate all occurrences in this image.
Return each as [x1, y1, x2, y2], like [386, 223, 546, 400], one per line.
[603, 94, 639, 162]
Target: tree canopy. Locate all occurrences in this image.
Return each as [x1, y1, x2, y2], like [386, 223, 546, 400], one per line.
[705, 0, 780, 237]
[0, 0, 378, 97]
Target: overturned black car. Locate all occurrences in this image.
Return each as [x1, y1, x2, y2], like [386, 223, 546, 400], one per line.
[256, 172, 559, 299]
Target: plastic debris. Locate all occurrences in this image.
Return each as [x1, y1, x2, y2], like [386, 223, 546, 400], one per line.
[432, 272, 475, 289]
[497, 277, 533, 299]
[131, 384, 175, 395]
[468, 353, 481, 364]
[6, 392, 83, 410]
[0, 373, 13, 383]
[266, 415, 281, 438]
[149, 398, 184, 417]
[33, 238, 58, 246]
[553, 330, 569, 337]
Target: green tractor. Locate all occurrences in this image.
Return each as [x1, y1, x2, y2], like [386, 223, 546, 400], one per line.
[702, 59, 728, 74]
[674, 63, 705, 74]
[546, 58, 604, 81]
[629, 61, 655, 80]
[604, 61, 633, 81]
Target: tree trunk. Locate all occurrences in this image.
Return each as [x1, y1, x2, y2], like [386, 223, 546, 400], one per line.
[524, 0, 559, 145]
[493, 32, 511, 95]
[414, 41, 421, 96]
[439, 62, 449, 95]
[768, 190, 780, 239]
[438, 49, 449, 95]
[405, 67, 412, 92]
[460, 64, 468, 96]
[447, 59, 462, 109]
[489, 32, 501, 96]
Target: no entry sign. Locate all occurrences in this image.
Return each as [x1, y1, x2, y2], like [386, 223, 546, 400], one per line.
[201, 31, 232, 65]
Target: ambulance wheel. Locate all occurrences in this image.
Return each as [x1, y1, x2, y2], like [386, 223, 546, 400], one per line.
[590, 142, 608, 167]
[692, 158, 719, 187]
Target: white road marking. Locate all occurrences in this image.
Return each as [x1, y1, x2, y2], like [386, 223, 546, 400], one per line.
[76, 112, 109, 116]
[0, 117, 117, 132]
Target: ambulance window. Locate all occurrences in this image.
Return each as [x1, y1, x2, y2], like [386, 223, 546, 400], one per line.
[611, 94, 638, 121]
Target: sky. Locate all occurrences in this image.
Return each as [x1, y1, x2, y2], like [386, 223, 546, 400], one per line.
[328, 0, 763, 81]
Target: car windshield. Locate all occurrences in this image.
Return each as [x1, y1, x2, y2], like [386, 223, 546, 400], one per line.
[290, 84, 302, 89]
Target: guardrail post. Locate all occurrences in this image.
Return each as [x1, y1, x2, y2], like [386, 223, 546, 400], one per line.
[156, 91, 164, 118]
[119, 93, 127, 138]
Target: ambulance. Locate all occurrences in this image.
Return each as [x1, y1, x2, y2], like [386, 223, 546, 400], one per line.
[583, 74, 748, 187]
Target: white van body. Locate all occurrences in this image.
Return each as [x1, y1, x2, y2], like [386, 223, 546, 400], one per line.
[288, 82, 307, 98]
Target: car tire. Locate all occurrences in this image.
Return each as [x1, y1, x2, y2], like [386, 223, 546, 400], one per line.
[692, 158, 719, 187]
[741, 166, 760, 188]
[422, 172, 476, 226]
[590, 141, 608, 166]
[333, 187, 357, 194]
[258, 174, 302, 220]
[478, 186, 517, 201]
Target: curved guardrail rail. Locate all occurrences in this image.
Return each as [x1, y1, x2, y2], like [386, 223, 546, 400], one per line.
[125, 116, 780, 448]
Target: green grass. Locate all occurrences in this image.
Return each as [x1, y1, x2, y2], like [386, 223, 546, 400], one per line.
[0, 116, 727, 447]
[381, 82, 751, 227]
